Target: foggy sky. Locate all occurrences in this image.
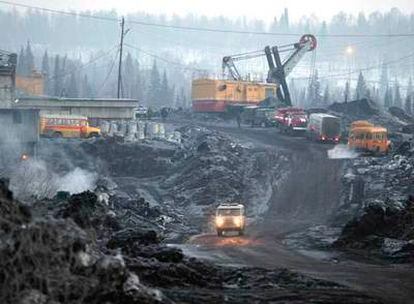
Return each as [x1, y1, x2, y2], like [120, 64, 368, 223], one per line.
[5, 0, 414, 22]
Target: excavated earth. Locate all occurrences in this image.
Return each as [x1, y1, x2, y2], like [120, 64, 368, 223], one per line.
[0, 177, 382, 304]
[333, 147, 414, 262]
[0, 124, 386, 303]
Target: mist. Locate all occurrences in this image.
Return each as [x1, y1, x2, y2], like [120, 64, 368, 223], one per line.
[327, 144, 360, 159]
[1, 4, 413, 110]
[9, 159, 97, 201]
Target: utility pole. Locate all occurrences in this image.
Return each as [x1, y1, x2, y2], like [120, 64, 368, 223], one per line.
[117, 17, 125, 99]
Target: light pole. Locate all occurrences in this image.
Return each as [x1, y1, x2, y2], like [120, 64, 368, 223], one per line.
[345, 46, 354, 102]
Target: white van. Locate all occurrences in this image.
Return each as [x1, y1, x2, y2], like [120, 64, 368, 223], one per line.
[307, 113, 341, 143]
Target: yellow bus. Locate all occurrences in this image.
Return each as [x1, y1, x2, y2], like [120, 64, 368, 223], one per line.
[40, 114, 101, 138]
[348, 120, 391, 154]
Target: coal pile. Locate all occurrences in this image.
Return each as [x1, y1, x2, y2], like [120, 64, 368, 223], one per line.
[334, 197, 414, 262]
[80, 138, 178, 178]
[161, 126, 290, 221]
[327, 99, 407, 134]
[334, 144, 414, 262]
[0, 180, 166, 304]
[388, 106, 414, 124]
[329, 98, 380, 118]
[0, 180, 383, 303]
[50, 125, 291, 233]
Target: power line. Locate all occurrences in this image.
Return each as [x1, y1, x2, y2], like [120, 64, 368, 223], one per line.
[47, 45, 119, 81]
[298, 52, 414, 81]
[97, 49, 120, 95]
[124, 43, 207, 72]
[1, 0, 414, 38]
[0, 0, 116, 22]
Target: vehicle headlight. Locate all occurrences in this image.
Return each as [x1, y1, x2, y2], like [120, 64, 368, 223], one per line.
[215, 216, 224, 227]
[20, 154, 29, 161]
[233, 216, 242, 227]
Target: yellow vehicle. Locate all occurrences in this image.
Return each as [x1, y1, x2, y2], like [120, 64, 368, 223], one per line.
[215, 203, 245, 236]
[348, 120, 391, 154]
[40, 114, 101, 138]
[192, 78, 277, 112]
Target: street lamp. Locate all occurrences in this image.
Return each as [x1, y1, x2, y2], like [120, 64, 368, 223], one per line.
[345, 46, 354, 55]
[345, 46, 355, 102]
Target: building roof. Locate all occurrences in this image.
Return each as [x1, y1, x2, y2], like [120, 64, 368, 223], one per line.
[40, 114, 88, 120]
[18, 96, 138, 103]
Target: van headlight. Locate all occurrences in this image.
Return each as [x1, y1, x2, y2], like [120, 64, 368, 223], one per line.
[233, 216, 242, 227]
[215, 216, 224, 227]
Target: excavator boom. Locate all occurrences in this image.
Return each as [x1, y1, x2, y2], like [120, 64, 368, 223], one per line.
[221, 34, 317, 106]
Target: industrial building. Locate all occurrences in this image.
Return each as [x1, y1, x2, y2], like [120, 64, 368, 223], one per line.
[0, 49, 138, 165]
[0, 51, 39, 163]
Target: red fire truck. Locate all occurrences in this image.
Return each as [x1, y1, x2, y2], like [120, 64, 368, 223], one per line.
[274, 107, 308, 134]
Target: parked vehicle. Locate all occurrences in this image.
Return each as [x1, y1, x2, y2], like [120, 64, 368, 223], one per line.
[40, 114, 100, 138]
[307, 113, 341, 143]
[215, 203, 245, 237]
[274, 107, 308, 134]
[134, 105, 148, 119]
[348, 120, 391, 154]
[242, 107, 276, 127]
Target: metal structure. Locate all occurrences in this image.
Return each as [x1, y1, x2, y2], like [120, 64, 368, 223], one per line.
[222, 34, 317, 106]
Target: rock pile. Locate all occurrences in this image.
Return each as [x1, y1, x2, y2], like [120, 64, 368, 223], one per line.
[0, 180, 165, 304]
[42, 125, 290, 233]
[161, 125, 290, 221]
[0, 179, 382, 303]
[328, 98, 409, 134]
[329, 98, 380, 118]
[334, 144, 414, 262]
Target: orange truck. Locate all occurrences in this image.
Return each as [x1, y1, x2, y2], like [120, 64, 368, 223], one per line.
[348, 120, 391, 154]
[40, 114, 101, 138]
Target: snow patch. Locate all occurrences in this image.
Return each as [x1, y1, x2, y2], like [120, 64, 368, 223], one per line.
[328, 144, 359, 159]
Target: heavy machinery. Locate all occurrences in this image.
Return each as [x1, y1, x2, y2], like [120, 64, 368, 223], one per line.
[192, 34, 317, 113]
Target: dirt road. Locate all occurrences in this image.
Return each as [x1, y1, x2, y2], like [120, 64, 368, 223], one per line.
[182, 124, 414, 304]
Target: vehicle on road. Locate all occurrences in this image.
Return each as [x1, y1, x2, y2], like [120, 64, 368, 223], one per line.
[215, 203, 245, 236]
[307, 113, 341, 143]
[274, 107, 308, 134]
[242, 107, 277, 127]
[40, 114, 101, 138]
[135, 105, 149, 119]
[348, 120, 391, 154]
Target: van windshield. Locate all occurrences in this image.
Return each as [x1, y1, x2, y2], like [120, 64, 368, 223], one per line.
[217, 208, 241, 216]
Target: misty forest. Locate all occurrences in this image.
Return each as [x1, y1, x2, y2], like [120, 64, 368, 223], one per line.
[3, 6, 414, 111]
